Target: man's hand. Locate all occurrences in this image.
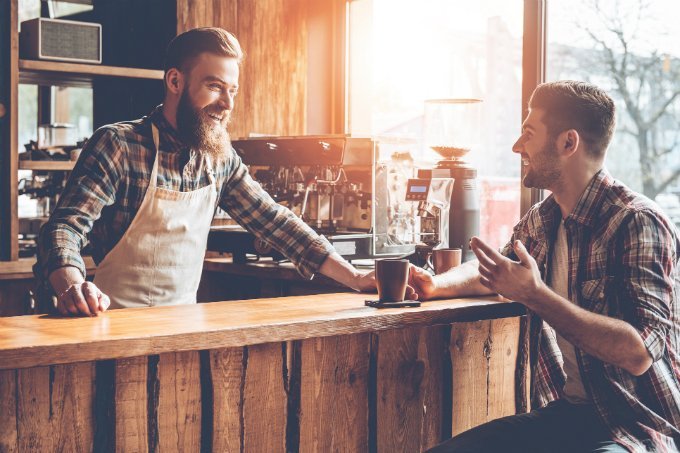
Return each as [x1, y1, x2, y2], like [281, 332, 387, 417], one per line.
[354, 270, 377, 292]
[470, 236, 545, 306]
[408, 265, 437, 301]
[56, 281, 110, 317]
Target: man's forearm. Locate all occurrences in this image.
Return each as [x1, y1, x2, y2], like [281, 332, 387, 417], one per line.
[319, 252, 363, 291]
[528, 286, 652, 376]
[49, 266, 86, 296]
[431, 259, 495, 299]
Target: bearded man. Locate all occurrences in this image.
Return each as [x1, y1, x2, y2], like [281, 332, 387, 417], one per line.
[37, 27, 375, 315]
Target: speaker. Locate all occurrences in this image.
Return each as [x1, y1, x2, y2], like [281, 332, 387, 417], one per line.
[20, 18, 102, 64]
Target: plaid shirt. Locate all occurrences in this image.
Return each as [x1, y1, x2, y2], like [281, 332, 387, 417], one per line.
[502, 169, 680, 452]
[36, 106, 334, 282]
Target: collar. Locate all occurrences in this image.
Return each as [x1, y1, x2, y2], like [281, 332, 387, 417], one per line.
[147, 104, 187, 153]
[538, 169, 612, 231]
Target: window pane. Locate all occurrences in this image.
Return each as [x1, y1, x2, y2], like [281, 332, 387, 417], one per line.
[546, 0, 680, 228]
[348, 0, 524, 249]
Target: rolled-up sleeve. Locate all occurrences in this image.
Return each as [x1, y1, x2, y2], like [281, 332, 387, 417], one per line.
[218, 152, 335, 278]
[619, 210, 677, 362]
[36, 126, 125, 280]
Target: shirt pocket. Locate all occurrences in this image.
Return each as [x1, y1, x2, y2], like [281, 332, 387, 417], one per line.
[579, 276, 613, 313]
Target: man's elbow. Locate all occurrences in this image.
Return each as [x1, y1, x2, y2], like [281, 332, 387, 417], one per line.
[625, 352, 653, 376]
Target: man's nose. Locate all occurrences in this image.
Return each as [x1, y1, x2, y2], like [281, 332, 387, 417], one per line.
[218, 93, 234, 111]
[511, 137, 522, 154]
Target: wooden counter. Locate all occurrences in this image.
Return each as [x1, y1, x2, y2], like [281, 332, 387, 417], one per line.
[0, 293, 527, 452]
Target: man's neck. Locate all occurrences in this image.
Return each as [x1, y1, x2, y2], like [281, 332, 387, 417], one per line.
[552, 166, 602, 219]
[162, 102, 178, 130]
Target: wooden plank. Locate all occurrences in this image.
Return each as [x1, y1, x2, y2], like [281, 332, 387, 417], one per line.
[450, 320, 490, 436]
[450, 319, 521, 436]
[375, 326, 446, 452]
[16, 363, 95, 452]
[157, 351, 202, 452]
[18, 160, 75, 171]
[0, 293, 524, 370]
[115, 356, 148, 453]
[299, 333, 370, 452]
[17, 366, 53, 451]
[487, 317, 521, 420]
[209, 347, 244, 452]
[0, 256, 96, 281]
[18, 60, 164, 80]
[0, 369, 17, 452]
[243, 342, 287, 452]
[51, 362, 96, 452]
[234, 0, 308, 138]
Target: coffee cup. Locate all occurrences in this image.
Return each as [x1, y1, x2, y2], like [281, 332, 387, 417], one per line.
[375, 258, 410, 302]
[428, 248, 462, 275]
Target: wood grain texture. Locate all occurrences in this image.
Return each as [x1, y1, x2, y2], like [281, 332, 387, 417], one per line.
[16, 363, 95, 452]
[0, 369, 17, 452]
[243, 342, 287, 452]
[376, 326, 446, 452]
[209, 347, 244, 452]
[487, 317, 521, 420]
[0, 293, 524, 370]
[450, 320, 491, 436]
[299, 333, 370, 452]
[450, 319, 520, 436]
[115, 356, 148, 453]
[157, 351, 202, 452]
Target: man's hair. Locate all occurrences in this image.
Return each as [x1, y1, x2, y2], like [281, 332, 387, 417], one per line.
[529, 81, 616, 159]
[164, 27, 244, 75]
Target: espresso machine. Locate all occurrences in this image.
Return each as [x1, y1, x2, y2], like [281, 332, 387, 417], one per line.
[208, 135, 418, 262]
[418, 99, 482, 262]
[404, 177, 454, 267]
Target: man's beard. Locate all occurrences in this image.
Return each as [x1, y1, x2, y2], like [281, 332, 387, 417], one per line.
[176, 89, 231, 163]
[522, 140, 561, 189]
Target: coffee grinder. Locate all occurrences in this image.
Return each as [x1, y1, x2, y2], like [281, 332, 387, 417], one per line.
[418, 99, 482, 262]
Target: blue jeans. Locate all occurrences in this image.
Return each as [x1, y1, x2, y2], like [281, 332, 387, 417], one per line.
[426, 399, 629, 453]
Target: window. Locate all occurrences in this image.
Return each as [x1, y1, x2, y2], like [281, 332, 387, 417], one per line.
[546, 0, 680, 227]
[348, 0, 524, 248]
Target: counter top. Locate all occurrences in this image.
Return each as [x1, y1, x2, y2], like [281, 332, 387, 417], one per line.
[0, 292, 524, 370]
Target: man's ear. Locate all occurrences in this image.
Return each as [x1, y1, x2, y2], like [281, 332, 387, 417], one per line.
[558, 129, 580, 157]
[165, 68, 184, 95]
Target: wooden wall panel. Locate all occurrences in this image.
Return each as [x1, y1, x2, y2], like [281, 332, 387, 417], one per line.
[487, 317, 521, 420]
[450, 319, 520, 436]
[376, 327, 447, 452]
[209, 347, 244, 452]
[243, 342, 287, 452]
[176, 0, 309, 139]
[16, 363, 95, 452]
[115, 356, 149, 453]
[157, 351, 202, 451]
[299, 333, 370, 452]
[0, 369, 17, 452]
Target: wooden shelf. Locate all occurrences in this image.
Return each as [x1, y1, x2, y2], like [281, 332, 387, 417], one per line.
[18, 59, 164, 86]
[18, 161, 75, 171]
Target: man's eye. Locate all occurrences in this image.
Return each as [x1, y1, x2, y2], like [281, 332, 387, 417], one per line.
[229, 89, 239, 96]
[209, 84, 222, 91]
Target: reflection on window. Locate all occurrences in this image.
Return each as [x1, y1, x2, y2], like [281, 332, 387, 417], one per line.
[547, 0, 680, 227]
[348, 0, 523, 248]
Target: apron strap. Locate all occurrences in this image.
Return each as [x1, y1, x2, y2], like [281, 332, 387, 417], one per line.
[150, 124, 161, 190]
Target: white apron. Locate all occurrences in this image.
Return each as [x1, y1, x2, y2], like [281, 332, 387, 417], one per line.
[94, 124, 217, 309]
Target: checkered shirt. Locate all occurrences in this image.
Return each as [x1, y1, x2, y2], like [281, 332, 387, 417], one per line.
[502, 169, 680, 452]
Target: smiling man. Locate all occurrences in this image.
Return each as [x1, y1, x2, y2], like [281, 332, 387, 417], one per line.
[413, 81, 680, 452]
[37, 27, 374, 315]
